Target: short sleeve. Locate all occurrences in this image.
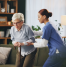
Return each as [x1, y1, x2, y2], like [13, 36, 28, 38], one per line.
[42, 26, 52, 40]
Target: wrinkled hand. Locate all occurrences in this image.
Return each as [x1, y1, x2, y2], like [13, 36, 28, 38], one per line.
[14, 42, 24, 47]
[27, 42, 33, 46]
[18, 42, 24, 47]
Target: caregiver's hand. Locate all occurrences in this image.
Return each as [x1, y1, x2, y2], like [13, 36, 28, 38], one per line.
[27, 42, 34, 46]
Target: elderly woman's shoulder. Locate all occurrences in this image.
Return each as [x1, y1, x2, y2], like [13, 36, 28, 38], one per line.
[24, 23, 31, 28]
[11, 26, 15, 30]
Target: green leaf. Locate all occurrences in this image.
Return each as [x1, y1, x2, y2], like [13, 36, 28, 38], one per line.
[32, 25, 41, 31]
[55, 20, 57, 22]
[32, 26, 35, 30]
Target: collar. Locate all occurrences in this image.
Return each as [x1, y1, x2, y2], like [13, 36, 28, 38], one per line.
[14, 24, 24, 32]
[45, 22, 50, 26]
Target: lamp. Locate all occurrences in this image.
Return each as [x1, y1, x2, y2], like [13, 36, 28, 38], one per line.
[61, 15, 66, 25]
[61, 15, 66, 38]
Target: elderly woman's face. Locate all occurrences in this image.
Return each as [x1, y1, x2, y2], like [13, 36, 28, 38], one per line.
[12, 19, 23, 30]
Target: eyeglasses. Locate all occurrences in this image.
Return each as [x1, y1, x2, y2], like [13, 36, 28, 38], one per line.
[13, 21, 21, 25]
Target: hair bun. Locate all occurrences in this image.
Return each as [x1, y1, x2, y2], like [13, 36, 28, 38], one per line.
[48, 12, 52, 17]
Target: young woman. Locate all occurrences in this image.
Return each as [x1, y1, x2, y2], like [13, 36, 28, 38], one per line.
[27, 9, 66, 67]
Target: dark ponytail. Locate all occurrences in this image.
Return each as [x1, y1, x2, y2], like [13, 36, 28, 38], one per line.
[48, 12, 52, 18]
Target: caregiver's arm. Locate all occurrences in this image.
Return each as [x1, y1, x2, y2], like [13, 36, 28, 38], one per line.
[33, 31, 43, 36]
[27, 39, 48, 48]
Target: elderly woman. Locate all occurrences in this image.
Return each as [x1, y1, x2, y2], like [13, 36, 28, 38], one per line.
[10, 13, 37, 67]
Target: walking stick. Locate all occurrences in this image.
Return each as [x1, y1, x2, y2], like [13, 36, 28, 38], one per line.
[20, 45, 21, 67]
[14, 45, 21, 67]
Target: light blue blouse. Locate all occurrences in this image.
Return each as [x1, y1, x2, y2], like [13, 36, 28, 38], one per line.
[10, 23, 36, 56]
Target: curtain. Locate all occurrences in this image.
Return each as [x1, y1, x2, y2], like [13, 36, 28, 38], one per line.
[25, 0, 66, 34]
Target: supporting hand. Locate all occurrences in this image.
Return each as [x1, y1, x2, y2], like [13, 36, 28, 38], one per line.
[27, 42, 34, 46]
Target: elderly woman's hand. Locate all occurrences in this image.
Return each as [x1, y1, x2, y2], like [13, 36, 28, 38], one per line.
[14, 42, 19, 46]
[18, 42, 24, 47]
[27, 42, 34, 46]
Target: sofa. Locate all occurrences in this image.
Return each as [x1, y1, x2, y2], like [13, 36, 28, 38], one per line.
[0, 44, 18, 67]
[34, 47, 66, 67]
[0, 44, 66, 67]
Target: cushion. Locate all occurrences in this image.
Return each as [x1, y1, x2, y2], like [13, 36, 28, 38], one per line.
[0, 47, 12, 64]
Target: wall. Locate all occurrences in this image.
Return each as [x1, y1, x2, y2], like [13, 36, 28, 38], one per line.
[18, 0, 26, 22]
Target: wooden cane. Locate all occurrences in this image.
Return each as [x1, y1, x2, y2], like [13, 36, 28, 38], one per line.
[14, 46, 21, 67]
[14, 46, 16, 49]
[20, 45, 21, 67]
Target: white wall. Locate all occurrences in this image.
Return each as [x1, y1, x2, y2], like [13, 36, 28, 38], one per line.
[26, 0, 66, 36]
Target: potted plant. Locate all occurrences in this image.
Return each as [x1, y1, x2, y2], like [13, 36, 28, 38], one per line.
[55, 20, 63, 33]
[58, 23, 63, 35]
[32, 25, 41, 38]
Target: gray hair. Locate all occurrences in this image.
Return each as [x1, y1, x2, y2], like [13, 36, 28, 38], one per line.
[12, 13, 24, 22]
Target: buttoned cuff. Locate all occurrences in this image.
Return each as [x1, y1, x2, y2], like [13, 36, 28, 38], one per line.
[12, 41, 16, 45]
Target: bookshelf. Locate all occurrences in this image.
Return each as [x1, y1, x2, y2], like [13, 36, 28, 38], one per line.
[0, 0, 18, 44]
[0, 37, 11, 44]
[0, 0, 18, 13]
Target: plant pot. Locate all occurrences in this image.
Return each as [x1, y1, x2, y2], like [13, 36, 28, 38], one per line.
[11, 9, 15, 13]
[0, 31, 4, 37]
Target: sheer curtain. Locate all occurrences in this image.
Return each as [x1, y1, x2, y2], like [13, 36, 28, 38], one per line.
[25, 0, 66, 32]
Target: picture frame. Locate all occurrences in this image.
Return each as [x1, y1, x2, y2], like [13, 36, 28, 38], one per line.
[0, 16, 7, 25]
